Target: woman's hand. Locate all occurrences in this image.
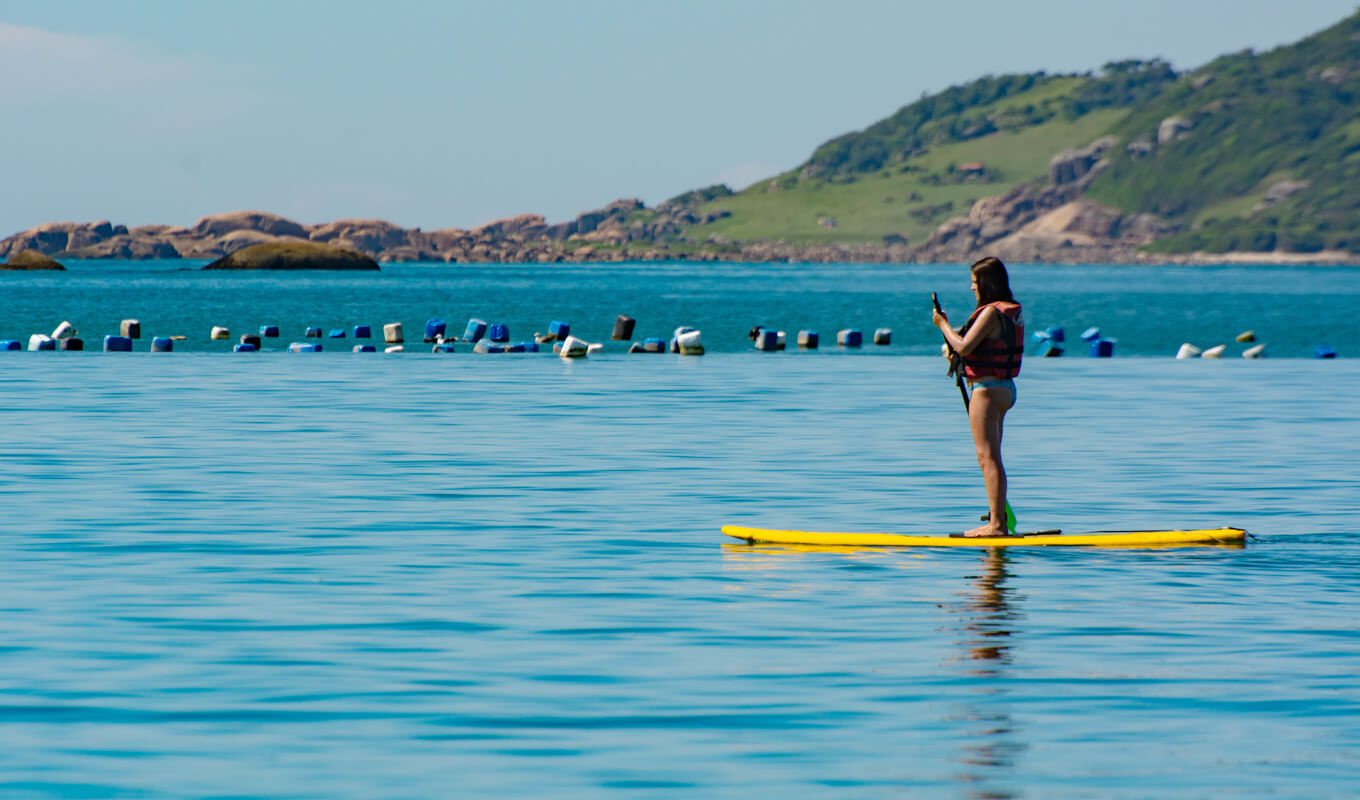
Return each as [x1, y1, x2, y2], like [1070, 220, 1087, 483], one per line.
[932, 307, 948, 328]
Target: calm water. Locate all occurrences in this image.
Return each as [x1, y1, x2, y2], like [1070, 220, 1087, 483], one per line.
[1, 264, 1359, 797]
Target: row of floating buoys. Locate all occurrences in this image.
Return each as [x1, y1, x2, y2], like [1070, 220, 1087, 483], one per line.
[747, 326, 894, 351]
[1178, 330, 1269, 359]
[13, 314, 1334, 360]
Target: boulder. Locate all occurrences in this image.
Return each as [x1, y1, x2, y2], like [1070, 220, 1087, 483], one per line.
[2, 249, 66, 270]
[1126, 137, 1156, 157]
[216, 229, 307, 254]
[1049, 136, 1118, 187]
[470, 213, 545, 239]
[192, 211, 307, 239]
[1158, 116, 1193, 144]
[203, 241, 380, 271]
[308, 218, 410, 251]
[1252, 180, 1310, 213]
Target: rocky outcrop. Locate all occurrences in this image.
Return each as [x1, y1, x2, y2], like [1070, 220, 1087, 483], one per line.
[309, 218, 410, 252]
[1049, 136, 1118, 187]
[64, 235, 181, 259]
[1158, 115, 1193, 144]
[1252, 180, 1311, 213]
[192, 210, 308, 239]
[203, 241, 380, 271]
[909, 132, 1187, 264]
[2, 249, 66, 270]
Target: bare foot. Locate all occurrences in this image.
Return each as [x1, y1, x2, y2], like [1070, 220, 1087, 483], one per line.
[963, 522, 1008, 538]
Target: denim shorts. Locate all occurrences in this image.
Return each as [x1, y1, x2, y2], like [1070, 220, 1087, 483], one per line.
[969, 378, 1016, 407]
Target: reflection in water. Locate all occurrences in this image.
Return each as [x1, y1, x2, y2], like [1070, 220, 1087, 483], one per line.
[950, 549, 1026, 799]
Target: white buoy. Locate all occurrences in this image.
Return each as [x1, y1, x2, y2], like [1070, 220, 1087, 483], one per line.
[676, 328, 704, 355]
[27, 334, 55, 351]
[211, 326, 230, 340]
[1175, 343, 1202, 359]
[384, 344, 405, 353]
[1201, 344, 1226, 359]
[384, 322, 404, 344]
[51, 321, 76, 340]
[120, 319, 141, 339]
[559, 335, 589, 358]
[1242, 343, 1267, 359]
[587, 342, 604, 354]
[775, 331, 787, 350]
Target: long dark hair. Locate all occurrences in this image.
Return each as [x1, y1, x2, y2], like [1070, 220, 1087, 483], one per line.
[971, 257, 1015, 307]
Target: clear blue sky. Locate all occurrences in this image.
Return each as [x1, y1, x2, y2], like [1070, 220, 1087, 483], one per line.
[1, 0, 1355, 232]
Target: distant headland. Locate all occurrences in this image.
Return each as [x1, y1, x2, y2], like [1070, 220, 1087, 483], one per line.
[4, 11, 1357, 267]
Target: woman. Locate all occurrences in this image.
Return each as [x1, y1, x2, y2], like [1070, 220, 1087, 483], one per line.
[932, 257, 1023, 537]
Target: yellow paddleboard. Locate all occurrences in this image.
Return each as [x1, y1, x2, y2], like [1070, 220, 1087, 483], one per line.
[722, 525, 1248, 548]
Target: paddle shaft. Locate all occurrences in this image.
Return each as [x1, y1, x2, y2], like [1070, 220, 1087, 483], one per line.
[932, 292, 1016, 531]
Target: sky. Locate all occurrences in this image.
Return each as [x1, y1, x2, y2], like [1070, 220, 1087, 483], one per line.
[1, 0, 1356, 233]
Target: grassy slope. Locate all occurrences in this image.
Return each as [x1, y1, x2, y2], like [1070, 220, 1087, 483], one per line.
[1086, 11, 1360, 252]
[663, 12, 1360, 254]
[687, 108, 1124, 245]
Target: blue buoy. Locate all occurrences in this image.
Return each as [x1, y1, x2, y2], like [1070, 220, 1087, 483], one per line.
[837, 329, 862, 347]
[474, 340, 505, 354]
[1315, 345, 1337, 359]
[1032, 330, 1051, 342]
[642, 337, 666, 353]
[0, 340, 20, 351]
[259, 325, 280, 338]
[353, 325, 371, 338]
[234, 343, 257, 352]
[305, 327, 322, 338]
[61, 338, 83, 351]
[513, 341, 540, 353]
[755, 330, 780, 351]
[1089, 339, 1114, 357]
[289, 342, 322, 353]
[103, 335, 133, 352]
[432, 343, 456, 353]
[549, 320, 571, 340]
[463, 318, 487, 342]
[1046, 326, 1065, 343]
[353, 344, 377, 353]
[1080, 326, 1101, 342]
[425, 318, 446, 342]
[1036, 339, 1063, 357]
[328, 329, 346, 338]
[798, 330, 819, 349]
[150, 336, 173, 352]
[487, 322, 509, 342]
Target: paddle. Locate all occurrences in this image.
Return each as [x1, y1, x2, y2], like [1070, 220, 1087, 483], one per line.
[933, 292, 1017, 533]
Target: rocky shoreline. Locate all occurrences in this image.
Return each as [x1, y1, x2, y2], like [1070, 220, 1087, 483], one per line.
[4, 141, 1358, 267]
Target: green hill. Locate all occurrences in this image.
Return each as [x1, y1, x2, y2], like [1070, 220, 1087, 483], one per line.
[678, 11, 1360, 255]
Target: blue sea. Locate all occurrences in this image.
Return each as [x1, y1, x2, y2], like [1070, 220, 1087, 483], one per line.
[1, 261, 1358, 797]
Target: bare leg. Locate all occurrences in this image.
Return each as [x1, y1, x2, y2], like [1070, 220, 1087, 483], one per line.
[962, 385, 1012, 537]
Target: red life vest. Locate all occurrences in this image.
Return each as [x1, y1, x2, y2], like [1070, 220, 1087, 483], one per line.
[962, 301, 1023, 379]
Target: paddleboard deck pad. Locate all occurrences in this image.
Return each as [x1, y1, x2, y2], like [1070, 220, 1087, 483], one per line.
[722, 525, 1247, 548]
